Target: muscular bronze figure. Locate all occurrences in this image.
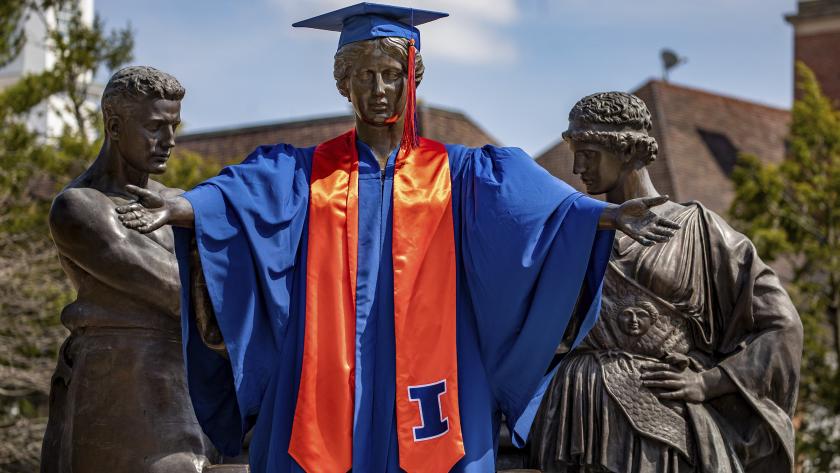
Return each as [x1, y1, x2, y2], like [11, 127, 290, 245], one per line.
[41, 66, 219, 472]
[528, 92, 803, 473]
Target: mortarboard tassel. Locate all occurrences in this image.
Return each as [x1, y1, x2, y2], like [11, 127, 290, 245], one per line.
[399, 39, 419, 156]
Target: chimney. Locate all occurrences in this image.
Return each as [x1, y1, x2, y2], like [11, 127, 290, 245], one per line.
[786, 0, 840, 106]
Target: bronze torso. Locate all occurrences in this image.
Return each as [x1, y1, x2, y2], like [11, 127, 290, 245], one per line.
[530, 202, 802, 473]
[41, 179, 217, 473]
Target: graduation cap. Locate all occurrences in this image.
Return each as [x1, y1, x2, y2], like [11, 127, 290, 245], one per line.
[293, 3, 449, 152]
[292, 3, 447, 51]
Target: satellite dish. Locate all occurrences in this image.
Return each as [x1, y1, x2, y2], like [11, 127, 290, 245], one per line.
[660, 48, 686, 82]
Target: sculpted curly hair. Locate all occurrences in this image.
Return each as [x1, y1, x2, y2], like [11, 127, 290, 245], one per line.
[562, 92, 658, 165]
[101, 66, 184, 121]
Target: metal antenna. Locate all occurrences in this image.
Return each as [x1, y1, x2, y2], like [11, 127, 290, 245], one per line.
[661, 48, 686, 82]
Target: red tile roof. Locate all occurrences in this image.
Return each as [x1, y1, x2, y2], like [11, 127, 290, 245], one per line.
[178, 104, 499, 164]
[536, 80, 791, 216]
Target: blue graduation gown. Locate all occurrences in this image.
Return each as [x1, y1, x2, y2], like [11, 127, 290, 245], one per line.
[174, 140, 614, 473]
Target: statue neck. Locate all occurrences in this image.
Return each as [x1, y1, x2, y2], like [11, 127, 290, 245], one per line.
[606, 166, 660, 204]
[86, 139, 150, 195]
[355, 114, 405, 170]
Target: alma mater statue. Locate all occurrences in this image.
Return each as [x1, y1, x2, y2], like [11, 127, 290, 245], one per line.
[118, 4, 679, 473]
[528, 92, 804, 473]
[42, 67, 221, 471]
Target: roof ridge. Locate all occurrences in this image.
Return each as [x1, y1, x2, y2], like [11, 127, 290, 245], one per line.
[178, 103, 486, 142]
[421, 101, 502, 146]
[178, 112, 354, 141]
[636, 79, 790, 114]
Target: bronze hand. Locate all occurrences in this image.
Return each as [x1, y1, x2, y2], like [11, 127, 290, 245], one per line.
[600, 195, 681, 246]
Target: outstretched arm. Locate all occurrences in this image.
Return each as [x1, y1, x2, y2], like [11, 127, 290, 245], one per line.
[116, 184, 195, 233]
[598, 195, 681, 246]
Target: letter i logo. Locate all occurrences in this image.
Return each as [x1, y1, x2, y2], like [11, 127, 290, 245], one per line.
[407, 379, 449, 441]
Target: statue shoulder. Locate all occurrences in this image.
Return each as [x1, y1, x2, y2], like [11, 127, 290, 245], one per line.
[146, 178, 183, 197]
[49, 187, 122, 249]
[684, 201, 754, 250]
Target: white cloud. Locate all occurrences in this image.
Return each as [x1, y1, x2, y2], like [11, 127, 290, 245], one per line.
[266, 0, 521, 65]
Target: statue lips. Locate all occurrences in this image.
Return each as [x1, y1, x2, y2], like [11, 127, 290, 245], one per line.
[149, 153, 170, 172]
[371, 103, 395, 121]
[581, 176, 597, 193]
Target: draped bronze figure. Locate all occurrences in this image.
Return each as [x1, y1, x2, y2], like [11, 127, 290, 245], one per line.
[529, 92, 803, 473]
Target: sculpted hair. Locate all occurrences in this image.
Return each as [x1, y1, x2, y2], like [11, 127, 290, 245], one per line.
[563, 92, 658, 165]
[333, 37, 425, 98]
[101, 66, 185, 121]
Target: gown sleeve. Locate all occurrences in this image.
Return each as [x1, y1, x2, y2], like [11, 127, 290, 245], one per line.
[173, 144, 311, 456]
[450, 145, 614, 447]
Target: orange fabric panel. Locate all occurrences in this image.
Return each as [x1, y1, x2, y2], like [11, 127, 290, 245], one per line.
[393, 138, 464, 473]
[289, 131, 462, 473]
[289, 130, 358, 473]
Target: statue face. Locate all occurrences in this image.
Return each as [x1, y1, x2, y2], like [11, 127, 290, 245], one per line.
[618, 307, 654, 337]
[570, 141, 626, 195]
[344, 44, 407, 126]
[115, 98, 181, 174]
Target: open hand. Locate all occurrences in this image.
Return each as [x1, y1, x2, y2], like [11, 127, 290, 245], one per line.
[615, 195, 680, 246]
[115, 184, 171, 233]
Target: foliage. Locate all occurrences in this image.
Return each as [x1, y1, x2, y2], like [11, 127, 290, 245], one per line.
[0, 0, 28, 69]
[730, 62, 840, 472]
[159, 147, 226, 191]
[0, 3, 217, 471]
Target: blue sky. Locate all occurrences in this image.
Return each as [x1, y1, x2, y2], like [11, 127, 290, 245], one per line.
[96, 0, 797, 156]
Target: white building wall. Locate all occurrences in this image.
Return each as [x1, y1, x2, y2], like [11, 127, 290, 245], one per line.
[0, 0, 97, 138]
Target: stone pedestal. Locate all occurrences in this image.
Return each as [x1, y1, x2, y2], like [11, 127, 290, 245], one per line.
[205, 465, 249, 473]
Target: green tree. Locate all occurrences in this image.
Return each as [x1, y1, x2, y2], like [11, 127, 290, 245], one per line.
[730, 63, 840, 472]
[0, 3, 218, 471]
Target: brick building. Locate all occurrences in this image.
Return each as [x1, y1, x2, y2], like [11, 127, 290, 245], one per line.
[178, 104, 497, 164]
[179, 0, 836, 221]
[535, 80, 791, 216]
[538, 0, 838, 217]
[787, 0, 840, 105]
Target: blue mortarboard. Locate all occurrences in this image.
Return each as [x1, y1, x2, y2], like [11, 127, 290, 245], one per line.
[292, 2, 448, 51]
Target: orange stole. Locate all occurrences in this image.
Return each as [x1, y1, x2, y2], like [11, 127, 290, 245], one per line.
[393, 138, 464, 473]
[288, 130, 463, 473]
[289, 131, 358, 473]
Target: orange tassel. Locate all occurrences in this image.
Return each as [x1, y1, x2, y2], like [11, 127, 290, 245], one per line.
[399, 39, 419, 158]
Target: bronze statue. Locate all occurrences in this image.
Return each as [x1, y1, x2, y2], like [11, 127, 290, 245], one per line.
[112, 5, 685, 470]
[528, 92, 803, 473]
[41, 66, 220, 472]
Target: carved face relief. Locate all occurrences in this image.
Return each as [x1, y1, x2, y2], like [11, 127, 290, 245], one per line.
[570, 141, 626, 195]
[345, 44, 407, 127]
[116, 98, 181, 174]
[617, 307, 654, 337]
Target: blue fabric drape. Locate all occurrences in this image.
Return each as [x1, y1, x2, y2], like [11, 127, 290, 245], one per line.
[174, 141, 613, 473]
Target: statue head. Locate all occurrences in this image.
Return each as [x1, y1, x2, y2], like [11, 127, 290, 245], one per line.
[333, 37, 424, 127]
[617, 301, 659, 337]
[101, 66, 184, 174]
[562, 92, 657, 195]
